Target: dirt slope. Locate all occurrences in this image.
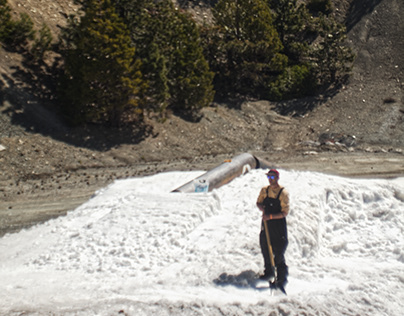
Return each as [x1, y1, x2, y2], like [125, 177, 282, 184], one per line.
[0, 0, 403, 236]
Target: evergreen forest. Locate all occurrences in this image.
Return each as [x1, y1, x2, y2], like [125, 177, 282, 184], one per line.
[0, 0, 354, 127]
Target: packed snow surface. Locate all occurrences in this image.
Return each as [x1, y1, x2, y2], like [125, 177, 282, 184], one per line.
[1, 169, 403, 315]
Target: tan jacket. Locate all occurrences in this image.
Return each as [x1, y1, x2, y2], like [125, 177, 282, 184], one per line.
[256, 185, 290, 216]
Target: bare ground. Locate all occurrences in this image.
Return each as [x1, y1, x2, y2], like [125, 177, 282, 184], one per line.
[0, 0, 403, 237]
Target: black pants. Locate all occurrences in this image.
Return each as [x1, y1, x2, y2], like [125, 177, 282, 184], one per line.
[259, 226, 288, 283]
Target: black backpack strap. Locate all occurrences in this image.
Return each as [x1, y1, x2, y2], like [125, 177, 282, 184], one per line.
[276, 188, 284, 200]
[266, 187, 284, 199]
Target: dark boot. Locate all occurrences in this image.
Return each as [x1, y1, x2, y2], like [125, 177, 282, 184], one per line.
[276, 263, 288, 284]
[259, 267, 275, 281]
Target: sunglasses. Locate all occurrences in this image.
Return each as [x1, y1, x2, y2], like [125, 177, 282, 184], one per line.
[267, 175, 277, 180]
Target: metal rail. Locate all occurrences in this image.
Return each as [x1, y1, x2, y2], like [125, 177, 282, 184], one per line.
[172, 153, 273, 193]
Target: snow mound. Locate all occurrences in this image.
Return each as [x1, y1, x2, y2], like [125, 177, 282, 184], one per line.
[1, 170, 403, 315]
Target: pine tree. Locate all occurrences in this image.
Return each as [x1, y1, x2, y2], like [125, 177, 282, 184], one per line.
[60, 0, 144, 126]
[210, 0, 286, 98]
[113, 0, 214, 119]
[9, 12, 35, 48]
[31, 23, 53, 61]
[266, 0, 312, 63]
[165, 6, 214, 115]
[310, 15, 355, 85]
[0, 0, 12, 41]
[0, 0, 34, 49]
[267, 0, 354, 98]
[307, 0, 333, 15]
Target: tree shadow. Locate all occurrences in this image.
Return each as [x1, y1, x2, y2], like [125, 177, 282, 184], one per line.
[213, 270, 267, 290]
[273, 80, 347, 117]
[177, 0, 218, 8]
[213, 94, 250, 110]
[272, 94, 330, 117]
[0, 50, 152, 152]
[345, 0, 383, 32]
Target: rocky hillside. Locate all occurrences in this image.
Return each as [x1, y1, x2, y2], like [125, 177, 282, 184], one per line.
[0, 0, 403, 235]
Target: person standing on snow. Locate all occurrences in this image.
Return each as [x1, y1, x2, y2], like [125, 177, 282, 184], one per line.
[256, 169, 289, 290]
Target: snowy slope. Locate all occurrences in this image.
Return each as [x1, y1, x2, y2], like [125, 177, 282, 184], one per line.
[0, 169, 403, 315]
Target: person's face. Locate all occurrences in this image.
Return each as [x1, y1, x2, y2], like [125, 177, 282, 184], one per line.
[267, 173, 278, 184]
